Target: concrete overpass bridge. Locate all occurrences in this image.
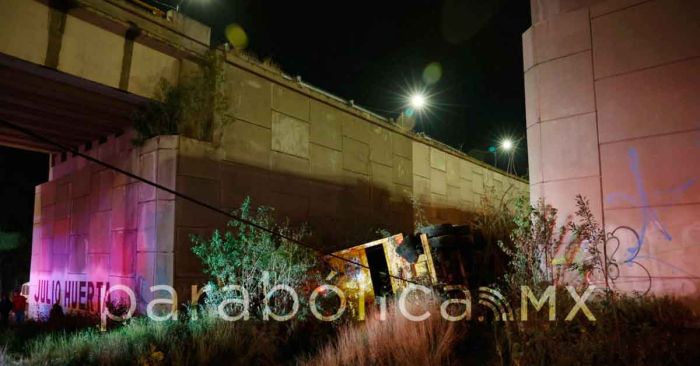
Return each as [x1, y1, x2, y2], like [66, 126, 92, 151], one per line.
[0, 0, 527, 315]
[0, 51, 144, 152]
[0, 0, 209, 152]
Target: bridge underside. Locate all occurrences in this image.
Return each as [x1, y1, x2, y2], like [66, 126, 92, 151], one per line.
[0, 53, 146, 153]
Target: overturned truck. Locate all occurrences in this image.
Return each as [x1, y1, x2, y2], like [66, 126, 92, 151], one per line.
[328, 223, 490, 317]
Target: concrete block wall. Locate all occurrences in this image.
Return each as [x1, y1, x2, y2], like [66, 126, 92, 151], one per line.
[524, 0, 700, 301]
[166, 54, 528, 291]
[0, 0, 49, 66]
[30, 133, 177, 315]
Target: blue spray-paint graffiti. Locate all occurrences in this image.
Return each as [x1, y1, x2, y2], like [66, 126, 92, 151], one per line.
[605, 148, 696, 263]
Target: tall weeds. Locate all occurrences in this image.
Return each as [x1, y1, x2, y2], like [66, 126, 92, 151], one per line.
[303, 297, 463, 366]
[470, 185, 520, 285]
[17, 316, 287, 366]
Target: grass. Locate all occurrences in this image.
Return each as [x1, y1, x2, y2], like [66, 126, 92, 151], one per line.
[1, 309, 340, 365]
[7, 316, 292, 365]
[0, 320, 307, 366]
[303, 297, 464, 366]
[1, 293, 698, 365]
[0, 313, 99, 356]
[487, 292, 700, 366]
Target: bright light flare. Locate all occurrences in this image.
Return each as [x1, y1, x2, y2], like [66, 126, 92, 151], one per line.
[501, 138, 513, 151]
[225, 23, 248, 49]
[409, 93, 427, 110]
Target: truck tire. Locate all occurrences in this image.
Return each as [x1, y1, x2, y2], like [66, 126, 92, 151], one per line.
[452, 225, 471, 236]
[455, 234, 475, 245]
[417, 224, 452, 238]
[428, 235, 457, 249]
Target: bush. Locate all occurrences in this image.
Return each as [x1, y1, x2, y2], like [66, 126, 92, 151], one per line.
[191, 197, 320, 319]
[497, 196, 564, 293]
[498, 194, 602, 294]
[131, 51, 229, 145]
[487, 195, 700, 365]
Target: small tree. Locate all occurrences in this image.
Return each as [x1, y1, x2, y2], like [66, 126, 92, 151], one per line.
[132, 51, 230, 145]
[191, 197, 320, 317]
[566, 195, 606, 281]
[499, 194, 605, 293]
[498, 196, 566, 291]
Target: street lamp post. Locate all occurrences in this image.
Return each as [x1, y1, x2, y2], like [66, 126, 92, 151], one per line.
[498, 137, 520, 175]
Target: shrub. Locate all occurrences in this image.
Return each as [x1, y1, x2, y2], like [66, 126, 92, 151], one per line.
[131, 51, 229, 145]
[497, 196, 565, 293]
[499, 194, 621, 293]
[488, 195, 700, 365]
[190, 197, 320, 318]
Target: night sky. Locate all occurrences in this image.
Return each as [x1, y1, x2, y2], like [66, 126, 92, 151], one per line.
[0, 146, 47, 292]
[159, 0, 532, 175]
[0, 146, 47, 235]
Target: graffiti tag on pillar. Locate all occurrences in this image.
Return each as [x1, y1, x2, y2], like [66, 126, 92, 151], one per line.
[602, 226, 652, 295]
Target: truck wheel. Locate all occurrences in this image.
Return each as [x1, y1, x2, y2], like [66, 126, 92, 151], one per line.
[452, 224, 471, 236]
[428, 235, 456, 249]
[417, 224, 452, 238]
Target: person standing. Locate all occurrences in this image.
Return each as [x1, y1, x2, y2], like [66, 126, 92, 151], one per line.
[0, 293, 12, 326]
[49, 301, 64, 322]
[11, 290, 27, 324]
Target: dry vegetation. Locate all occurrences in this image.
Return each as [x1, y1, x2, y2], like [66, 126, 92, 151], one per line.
[303, 297, 464, 366]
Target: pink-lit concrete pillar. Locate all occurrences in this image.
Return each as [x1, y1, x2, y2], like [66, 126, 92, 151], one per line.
[524, 0, 603, 224]
[29, 133, 177, 317]
[524, 0, 700, 301]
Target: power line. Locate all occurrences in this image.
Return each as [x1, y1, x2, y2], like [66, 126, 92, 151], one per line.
[0, 118, 425, 287]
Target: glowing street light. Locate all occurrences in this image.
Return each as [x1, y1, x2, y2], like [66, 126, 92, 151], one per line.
[397, 90, 429, 129]
[409, 93, 427, 110]
[500, 138, 513, 151]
